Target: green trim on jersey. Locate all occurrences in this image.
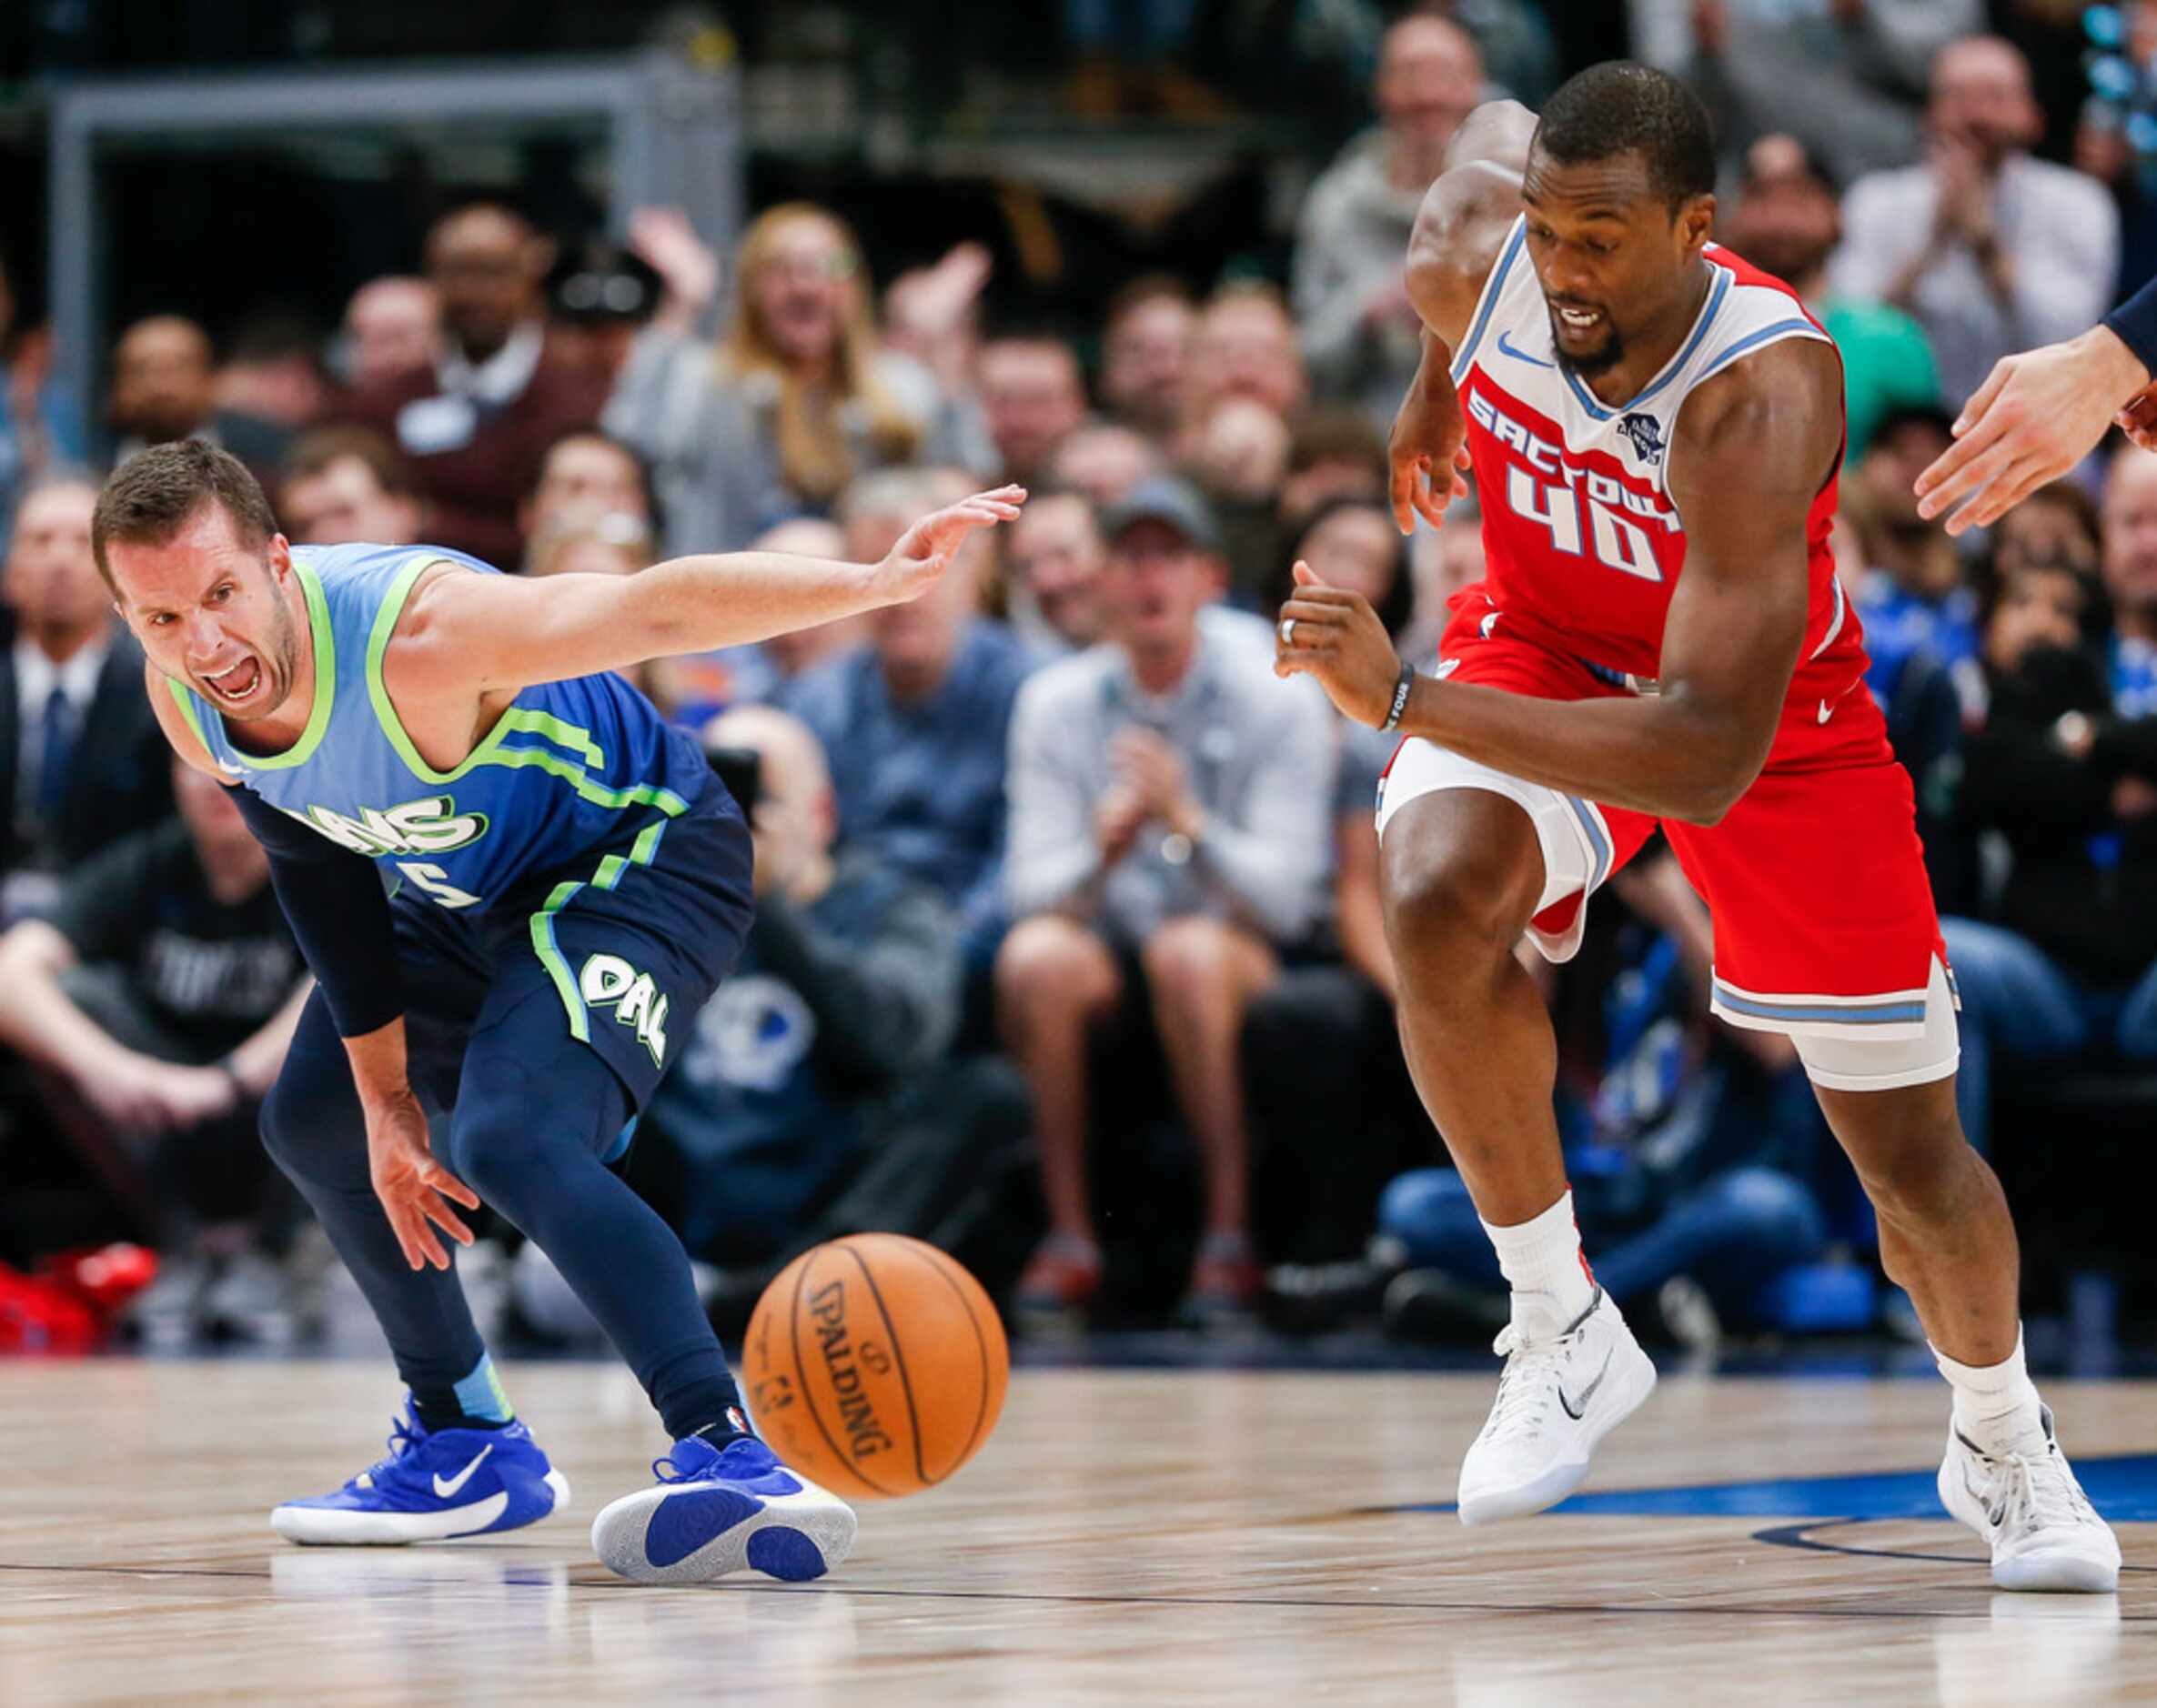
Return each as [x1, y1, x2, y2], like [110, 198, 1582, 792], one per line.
[362, 556, 665, 810]
[179, 556, 338, 771]
[528, 815, 674, 1043]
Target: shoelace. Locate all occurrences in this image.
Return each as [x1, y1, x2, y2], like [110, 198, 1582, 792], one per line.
[652, 1439, 741, 1484]
[351, 1416, 422, 1491]
[1482, 1323, 1577, 1442]
[2001, 1446, 2095, 1537]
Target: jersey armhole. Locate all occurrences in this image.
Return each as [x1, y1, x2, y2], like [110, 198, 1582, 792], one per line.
[1449, 216, 1528, 386]
[1663, 322, 1839, 521]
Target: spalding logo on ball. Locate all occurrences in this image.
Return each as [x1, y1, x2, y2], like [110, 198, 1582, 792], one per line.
[741, 1233, 1010, 1500]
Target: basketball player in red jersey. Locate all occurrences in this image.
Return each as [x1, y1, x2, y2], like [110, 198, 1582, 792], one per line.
[1275, 64, 2120, 1590]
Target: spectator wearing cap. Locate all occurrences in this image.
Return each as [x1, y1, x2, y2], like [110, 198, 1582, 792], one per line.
[340, 202, 609, 566]
[1829, 36, 2118, 412]
[277, 427, 420, 548]
[547, 238, 664, 388]
[777, 467, 1038, 979]
[1293, 15, 1484, 428]
[997, 475, 1337, 1321]
[608, 205, 986, 557]
[1719, 135, 1940, 462]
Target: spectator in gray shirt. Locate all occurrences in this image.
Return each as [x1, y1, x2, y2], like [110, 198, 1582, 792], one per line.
[1829, 36, 2119, 412]
[1293, 15, 1485, 430]
[996, 477, 1337, 1321]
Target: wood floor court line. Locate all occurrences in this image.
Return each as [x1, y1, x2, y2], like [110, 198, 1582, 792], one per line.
[5, 1361, 2148, 1703]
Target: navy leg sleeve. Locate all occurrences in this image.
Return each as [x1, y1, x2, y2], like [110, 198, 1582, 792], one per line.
[447, 983, 746, 1441]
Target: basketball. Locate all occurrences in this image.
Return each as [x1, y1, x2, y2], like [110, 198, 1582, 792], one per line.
[741, 1234, 1009, 1501]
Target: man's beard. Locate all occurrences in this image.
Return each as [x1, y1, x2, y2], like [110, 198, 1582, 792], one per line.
[1549, 310, 1625, 379]
[223, 591, 302, 721]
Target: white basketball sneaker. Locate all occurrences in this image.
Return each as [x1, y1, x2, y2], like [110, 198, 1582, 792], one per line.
[1456, 1287, 1657, 1526]
[1937, 1407, 2120, 1592]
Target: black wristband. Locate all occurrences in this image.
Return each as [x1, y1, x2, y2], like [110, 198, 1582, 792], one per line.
[1379, 662, 1416, 733]
[2104, 276, 2157, 387]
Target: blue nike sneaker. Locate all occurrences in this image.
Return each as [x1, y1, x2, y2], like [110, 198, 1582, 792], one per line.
[590, 1433, 857, 1585]
[270, 1402, 571, 1545]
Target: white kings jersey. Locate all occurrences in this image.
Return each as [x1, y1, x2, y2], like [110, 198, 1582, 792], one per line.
[1446, 216, 1865, 713]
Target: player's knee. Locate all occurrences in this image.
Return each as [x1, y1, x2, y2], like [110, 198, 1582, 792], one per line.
[1382, 837, 1535, 988]
[258, 1073, 330, 1185]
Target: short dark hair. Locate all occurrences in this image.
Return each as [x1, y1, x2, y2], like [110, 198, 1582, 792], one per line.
[282, 426, 414, 502]
[1533, 61, 1716, 212]
[92, 439, 278, 595]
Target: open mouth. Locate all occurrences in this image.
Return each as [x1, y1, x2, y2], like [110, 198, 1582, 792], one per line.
[1555, 305, 1605, 335]
[202, 656, 262, 705]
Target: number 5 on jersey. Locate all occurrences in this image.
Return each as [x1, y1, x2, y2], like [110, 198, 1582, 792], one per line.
[396, 860, 483, 909]
[1505, 465, 1662, 583]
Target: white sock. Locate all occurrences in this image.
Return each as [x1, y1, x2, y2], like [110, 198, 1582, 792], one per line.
[1482, 1190, 1597, 1333]
[1934, 1328, 2046, 1456]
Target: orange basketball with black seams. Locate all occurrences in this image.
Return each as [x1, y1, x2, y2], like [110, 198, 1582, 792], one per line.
[741, 1233, 1009, 1501]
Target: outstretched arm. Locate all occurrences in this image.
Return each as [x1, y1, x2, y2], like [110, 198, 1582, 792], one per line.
[1914, 319, 2152, 534]
[397, 486, 1024, 697]
[1279, 338, 1840, 825]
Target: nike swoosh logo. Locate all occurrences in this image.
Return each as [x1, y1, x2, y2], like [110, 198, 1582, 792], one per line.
[1818, 698, 1833, 725]
[1558, 1350, 1613, 1421]
[1962, 1466, 2007, 1529]
[432, 1443, 494, 1499]
[1497, 330, 1553, 369]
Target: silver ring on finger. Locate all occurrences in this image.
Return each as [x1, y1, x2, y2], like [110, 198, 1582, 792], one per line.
[1279, 617, 1296, 647]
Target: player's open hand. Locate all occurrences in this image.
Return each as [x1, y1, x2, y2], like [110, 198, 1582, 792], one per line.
[1275, 559, 1406, 728]
[877, 486, 1026, 604]
[1915, 328, 2152, 533]
[1388, 371, 1472, 535]
[365, 1092, 479, 1271]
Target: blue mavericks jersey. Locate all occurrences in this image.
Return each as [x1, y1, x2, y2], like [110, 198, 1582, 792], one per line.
[167, 542, 717, 912]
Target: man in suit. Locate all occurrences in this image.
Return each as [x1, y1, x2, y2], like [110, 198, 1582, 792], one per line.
[0, 473, 173, 919]
[339, 203, 609, 566]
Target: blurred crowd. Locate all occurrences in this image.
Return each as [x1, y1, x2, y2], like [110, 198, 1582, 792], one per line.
[3, 6, 2155, 1353]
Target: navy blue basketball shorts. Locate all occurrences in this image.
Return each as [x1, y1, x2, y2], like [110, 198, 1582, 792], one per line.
[388, 777, 754, 1155]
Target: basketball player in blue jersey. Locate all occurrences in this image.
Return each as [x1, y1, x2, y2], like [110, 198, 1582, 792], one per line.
[92, 439, 1023, 1586]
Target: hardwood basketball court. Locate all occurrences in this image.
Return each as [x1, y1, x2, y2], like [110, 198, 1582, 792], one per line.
[0, 1359, 2148, 1703]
